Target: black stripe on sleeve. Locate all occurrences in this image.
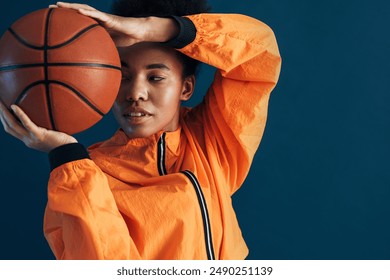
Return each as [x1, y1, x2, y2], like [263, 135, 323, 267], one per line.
[164, 16, 197, 49]
[48, 143, 90, 171]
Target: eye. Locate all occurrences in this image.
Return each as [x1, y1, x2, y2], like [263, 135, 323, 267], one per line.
[149, 76, 165, 82]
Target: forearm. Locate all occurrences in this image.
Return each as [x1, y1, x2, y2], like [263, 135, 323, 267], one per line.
[178, 14, 281, 194]
[181, 13, 281, 82]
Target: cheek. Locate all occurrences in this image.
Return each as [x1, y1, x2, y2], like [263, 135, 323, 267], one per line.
[153, 93, 180, 114]
[154, 84, 183, 106]
[112, 88, 129, 111]
[111, 102, 123, 122]
[115, 87, 127, 103]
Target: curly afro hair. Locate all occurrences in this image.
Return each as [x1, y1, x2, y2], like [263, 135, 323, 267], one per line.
[110, 0, 211, 78]
[110, 0, 211, 17]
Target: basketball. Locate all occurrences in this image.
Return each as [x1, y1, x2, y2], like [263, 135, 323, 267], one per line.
[0, 8, 121, 134]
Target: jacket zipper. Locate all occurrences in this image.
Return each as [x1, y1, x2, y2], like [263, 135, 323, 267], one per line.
[157, 133, 167, 175]
[157, 133, 216, 260]
[181, 170, 216, 260]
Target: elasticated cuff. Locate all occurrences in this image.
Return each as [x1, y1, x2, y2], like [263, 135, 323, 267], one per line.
[164, 16, 197, 49]
[48, 143, 90, 171]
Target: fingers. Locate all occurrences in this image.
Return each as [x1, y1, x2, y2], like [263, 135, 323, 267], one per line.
[10, 105, 39, 134]
[76, 8, 111, 24]
[0, 103, 28, 139]
[48, 2, 111, 25]
[0, 100, 11, 132]
[1, 102, 78, 152]
[55, 2, 96, 11]
[0, 102, 40, 141]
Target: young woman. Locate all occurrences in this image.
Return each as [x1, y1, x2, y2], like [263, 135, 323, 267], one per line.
[0, 0, 281, 259]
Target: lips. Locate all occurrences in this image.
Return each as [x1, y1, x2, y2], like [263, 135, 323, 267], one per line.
[127, 112, 145, 117]
[123, 108, 152, 117]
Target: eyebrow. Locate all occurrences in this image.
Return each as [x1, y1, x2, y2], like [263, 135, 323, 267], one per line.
[120, 61, 170, 71]
[146, 63, 171, 71]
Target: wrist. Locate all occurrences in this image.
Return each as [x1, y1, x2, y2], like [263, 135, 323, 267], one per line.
[144, 16, 179, 42]
[42, 135, 78, 154]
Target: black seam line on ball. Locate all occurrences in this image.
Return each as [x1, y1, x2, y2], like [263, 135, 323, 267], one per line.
[7, 24, 100, 50]
[0, 63, 43, 71]
[48, 62, 121, 70]
[7, 28, 44, 50]
[14, 80, 105, 118]
[14, 81, 46, 105]
[48, 80, 105, 116]
[0, 63, 121, 72]
[13, 80, 58, 130]
[48, 24, 100, 49]
[45, 8, 56, 130]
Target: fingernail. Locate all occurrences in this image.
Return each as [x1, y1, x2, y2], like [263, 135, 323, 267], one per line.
[10, 105, 16, 111]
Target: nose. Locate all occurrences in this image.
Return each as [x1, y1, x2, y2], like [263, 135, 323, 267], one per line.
[125, 77, 148, 102]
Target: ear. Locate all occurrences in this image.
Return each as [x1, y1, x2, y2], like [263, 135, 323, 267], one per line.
[180, 75, 195, 101]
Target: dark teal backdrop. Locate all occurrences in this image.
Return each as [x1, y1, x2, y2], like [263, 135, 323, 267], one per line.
[0, 0, 389, 259]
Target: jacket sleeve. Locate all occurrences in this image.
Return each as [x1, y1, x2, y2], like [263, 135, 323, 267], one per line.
[43, 143, 139, 259]
[180, 14, 281, 194]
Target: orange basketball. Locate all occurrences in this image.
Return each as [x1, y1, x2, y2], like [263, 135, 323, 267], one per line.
[0, 8, 121, 134]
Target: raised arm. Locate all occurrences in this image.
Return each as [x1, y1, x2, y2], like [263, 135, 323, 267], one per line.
[179, 14, 282, 194]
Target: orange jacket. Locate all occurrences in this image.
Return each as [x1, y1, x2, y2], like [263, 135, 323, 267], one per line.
[44, 13, 281, 259]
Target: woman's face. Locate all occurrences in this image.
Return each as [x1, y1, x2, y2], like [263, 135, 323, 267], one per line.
[113, 42, 194, 139]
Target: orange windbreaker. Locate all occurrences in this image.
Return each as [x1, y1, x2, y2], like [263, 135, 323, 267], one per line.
[43, 13, 281, 259]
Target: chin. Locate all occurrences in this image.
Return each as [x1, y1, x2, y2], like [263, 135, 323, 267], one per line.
[122, 127, 157, 139]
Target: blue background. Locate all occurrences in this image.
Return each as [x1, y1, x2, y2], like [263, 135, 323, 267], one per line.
[1, 0, 389, 259]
